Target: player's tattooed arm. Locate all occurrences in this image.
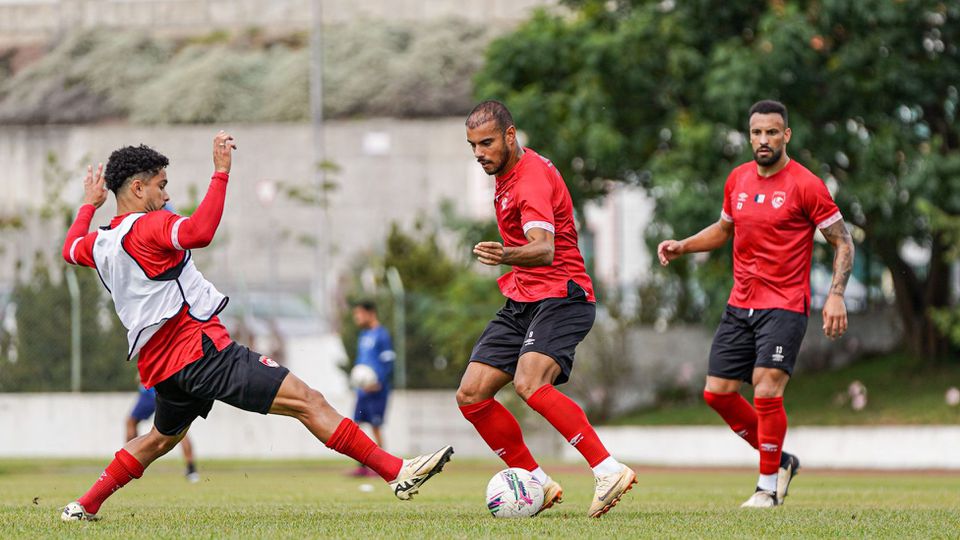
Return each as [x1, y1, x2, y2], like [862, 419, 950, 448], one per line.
[820, 220, 855, 296]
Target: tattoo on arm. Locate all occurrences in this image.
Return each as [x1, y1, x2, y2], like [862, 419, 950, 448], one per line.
[820, 221, 854, 296]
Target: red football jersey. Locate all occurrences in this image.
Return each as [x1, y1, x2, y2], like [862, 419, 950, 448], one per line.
[66, 209, 231, 389]
[493, 148, 595, 303]
[721, 159, 842, 314]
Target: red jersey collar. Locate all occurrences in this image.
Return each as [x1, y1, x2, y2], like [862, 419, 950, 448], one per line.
[495, 147, 530, 186]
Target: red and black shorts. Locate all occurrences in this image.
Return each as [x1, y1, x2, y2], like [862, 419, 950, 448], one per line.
[152, 335, 289, 436]
[469, 280, 595, 386]
[708, 304, 808, 383]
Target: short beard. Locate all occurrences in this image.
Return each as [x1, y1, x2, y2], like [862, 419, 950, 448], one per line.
[489, 141, 513, 176]
[753, 146, 782, 167]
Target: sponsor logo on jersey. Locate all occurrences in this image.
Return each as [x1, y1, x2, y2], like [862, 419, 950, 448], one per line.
[737, 192, 748, 210]
[259, 355, 279, 368]
[772, 191, 786, 209]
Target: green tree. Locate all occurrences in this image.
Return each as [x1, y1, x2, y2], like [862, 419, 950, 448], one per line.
[340, 216, 503, 389]
[476, 0, 960, 359]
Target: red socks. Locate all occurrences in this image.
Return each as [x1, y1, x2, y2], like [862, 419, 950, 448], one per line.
[754, 396, 787, 475]
[326, 418, 402, 482]
[459, 398, 539, 471]
[77, 449, 144, 514]
[526, 384, 610, 468]
[703, 390, 759, 449]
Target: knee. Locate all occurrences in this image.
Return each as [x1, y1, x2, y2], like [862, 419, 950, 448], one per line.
[456, 385, 486, 407]
[148, 432, 182, 455]
[512, 376, 545, 402]
[753, 383, 783, 399]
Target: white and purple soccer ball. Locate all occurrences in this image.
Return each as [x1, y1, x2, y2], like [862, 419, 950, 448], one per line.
[485, 468, 544, 518]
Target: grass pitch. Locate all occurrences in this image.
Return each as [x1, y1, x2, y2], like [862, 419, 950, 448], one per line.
[1, 458, 957, 539]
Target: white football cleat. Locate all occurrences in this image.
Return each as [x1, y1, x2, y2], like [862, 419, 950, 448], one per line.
[186, 472, 201, 484]
[389, 445, 454, 500]
[777, 452, 801, 504]
[589, 465, 637, 517]
[741, 489, 778, 508]
[61, 501, 100, 522]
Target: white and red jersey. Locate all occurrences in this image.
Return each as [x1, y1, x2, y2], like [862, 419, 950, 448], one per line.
[63, 172, 233, 388]
[493, 148, 595, 303]
[721, 159, 843, 314]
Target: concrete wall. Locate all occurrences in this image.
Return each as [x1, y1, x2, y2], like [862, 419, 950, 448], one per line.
[3, 390, 957, 469]
[0, 0, 557, 45]
[0, 119, 497, 305]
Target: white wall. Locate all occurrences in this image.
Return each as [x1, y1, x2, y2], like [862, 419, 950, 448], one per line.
[3, 389, 958, 469]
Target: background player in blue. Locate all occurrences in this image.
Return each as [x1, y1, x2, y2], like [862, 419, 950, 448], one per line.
[126, 385, 200, 482]
[350, 300, 395, 477]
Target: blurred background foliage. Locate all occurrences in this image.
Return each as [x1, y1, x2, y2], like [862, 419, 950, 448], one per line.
[0, 18, 491, 124]
[476, 0, 960, 360]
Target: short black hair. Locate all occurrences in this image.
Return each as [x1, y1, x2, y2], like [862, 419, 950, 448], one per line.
[748, 100, 788, 127]
[104, 144, 169, 194]
[465, 100, 514, 134]
[353, 299, 377, 313]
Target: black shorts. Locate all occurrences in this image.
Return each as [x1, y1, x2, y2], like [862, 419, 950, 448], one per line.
[152, 335, 290, 436]
[469, 280, 595, 386]
[708, 305, 808, 383]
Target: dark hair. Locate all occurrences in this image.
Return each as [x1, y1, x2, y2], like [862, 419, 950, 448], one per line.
[465, 100, 515, 134]
[353, 299, 377, 313]
[748, 100, 788, 127]
[104, 144, 169, 194]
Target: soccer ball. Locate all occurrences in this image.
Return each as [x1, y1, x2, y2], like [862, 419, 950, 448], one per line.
[485, 468, 544, 518]
[349, 364, 379, 391]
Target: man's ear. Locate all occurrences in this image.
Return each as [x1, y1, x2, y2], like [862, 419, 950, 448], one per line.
[505, 125, 517, 146]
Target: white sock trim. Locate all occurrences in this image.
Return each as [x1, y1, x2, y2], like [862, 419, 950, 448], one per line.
[591, 456, 624, 477]
[530, 467, 548, 485]
[757, 473, 777, 492]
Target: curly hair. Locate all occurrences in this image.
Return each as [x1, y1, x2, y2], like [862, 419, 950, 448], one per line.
[104, 144, 169, 193]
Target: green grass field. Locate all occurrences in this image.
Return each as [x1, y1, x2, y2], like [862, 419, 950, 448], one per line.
[617, 354, 960, 426]
[1, 458, 957, 539]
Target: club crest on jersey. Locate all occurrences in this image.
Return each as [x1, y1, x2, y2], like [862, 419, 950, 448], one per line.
[500, 195, 509, 210]
[259, 355, 279, 368]
[771, 191, 786, 209]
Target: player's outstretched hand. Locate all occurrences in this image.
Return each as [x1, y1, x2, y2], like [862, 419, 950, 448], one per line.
[82, 163, 108, 209]
[474, 241, 505, 266]
[657, 239, 684, 266]
[822, 293, 848, 339]
[213, 130, 237, 174]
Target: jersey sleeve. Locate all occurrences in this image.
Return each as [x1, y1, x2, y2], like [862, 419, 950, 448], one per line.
[721, 171, 735, 222]
[516, 167, 556, 236]
[803, 177, 843, 229]
[62, 205, 98, 268]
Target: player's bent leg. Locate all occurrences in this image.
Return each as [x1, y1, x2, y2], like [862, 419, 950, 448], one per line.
[703, 376, 760, 449]
[63, 427, 183, 522]
[516, 352, 635, 517]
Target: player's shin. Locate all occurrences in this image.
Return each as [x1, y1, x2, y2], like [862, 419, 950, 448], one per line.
[325, 418, 402, 481]
[525, 384, 616, 472]
[754, 396, 787, 479]
[75, 449, 144, 515]
[703, 390, 760, 449]
[459, 398, 539, 471]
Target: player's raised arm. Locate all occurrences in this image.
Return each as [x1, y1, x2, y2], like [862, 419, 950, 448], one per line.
[657, 217, 734, 266]
[62, 163, 107, 267]
[171, 131, 236, 250]
[819, 219, 854, 339]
